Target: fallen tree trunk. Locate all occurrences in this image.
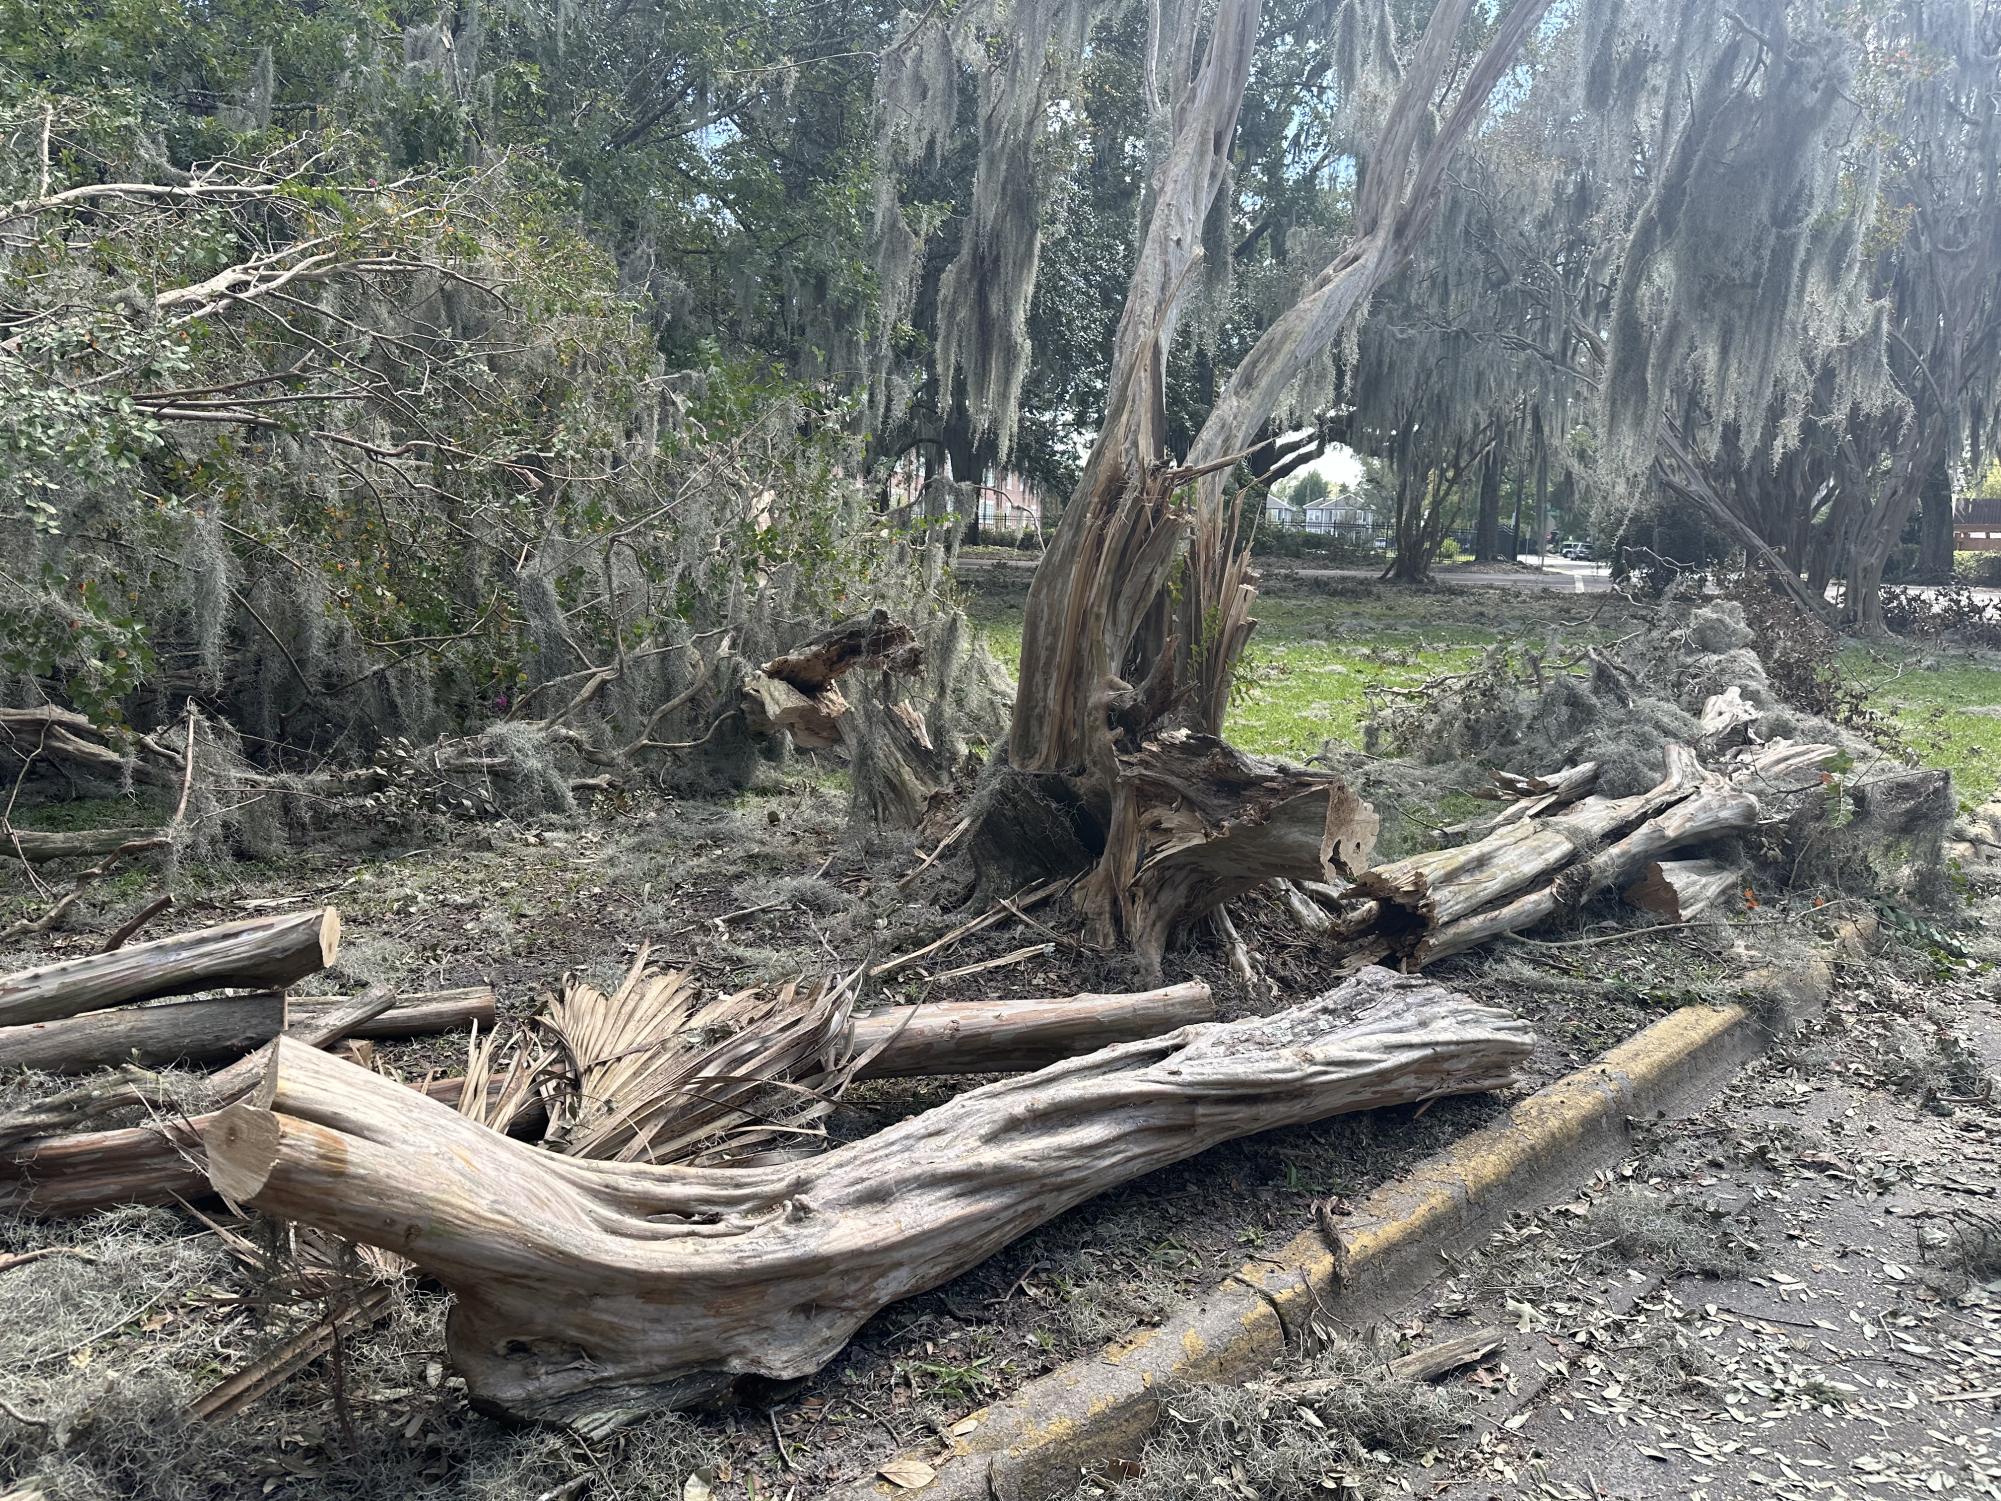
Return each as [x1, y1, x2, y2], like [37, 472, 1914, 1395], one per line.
[0, 987, 495, 1074]
[2, 826, 165, 863]
[1361, 742, 1788, 968]
[1355, 765, 1698, 936]
[847, 983, 1213, 1077]
[203, 967, 1531, 1427]
[1, 983, 1212, 1212]
[0, 909, 341, 1027]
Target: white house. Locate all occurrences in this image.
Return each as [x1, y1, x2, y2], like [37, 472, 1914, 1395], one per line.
[1302, 498, 1376, 537]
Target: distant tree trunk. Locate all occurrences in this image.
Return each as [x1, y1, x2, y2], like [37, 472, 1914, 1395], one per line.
[1844, 437, 1932, 636]
[1474, 423, 1505, 560]
[1917, 447, 1954, 583]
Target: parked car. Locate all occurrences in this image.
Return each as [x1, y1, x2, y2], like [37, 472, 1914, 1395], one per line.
[1559, 540, 1595, 561]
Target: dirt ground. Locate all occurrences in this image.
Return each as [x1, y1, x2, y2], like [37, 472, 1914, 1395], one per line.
[2, 577, 1996, 1500]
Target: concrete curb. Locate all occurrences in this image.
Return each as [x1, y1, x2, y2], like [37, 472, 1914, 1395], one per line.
[835, 1000, 1771, 1501]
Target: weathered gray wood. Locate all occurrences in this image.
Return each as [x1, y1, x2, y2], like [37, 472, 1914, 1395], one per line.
[848, 983, 1214, 1077]
[0, 987, 495, 1074]
[2, 826, 164, 863]
[1622, 859, 1743, 923]
[2, 1072, 481, 1216]
[0, 909, 340, 1027]
[1081, 729, 1380, 974]
[204, 968, 1531, 1427]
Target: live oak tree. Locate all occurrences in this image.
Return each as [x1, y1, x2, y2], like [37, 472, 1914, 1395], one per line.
[876, 0, 1558, 966]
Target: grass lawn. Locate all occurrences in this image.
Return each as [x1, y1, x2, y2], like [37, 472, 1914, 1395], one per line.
[967, 570, 2001, 804]
[1842, 641, 2001, 805]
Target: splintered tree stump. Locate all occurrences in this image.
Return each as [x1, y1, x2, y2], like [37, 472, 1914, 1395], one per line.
[1083, 729, 1380, 972]
[740, 610, 920, 750]
[847, 983, 1213, 1077]
[0, 987, 495, 1074]
[0, 909, 341, 1027]
[203, 968, 1531, 1427]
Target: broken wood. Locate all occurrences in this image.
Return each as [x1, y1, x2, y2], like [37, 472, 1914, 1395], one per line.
[203, 967, 1531, 1426]
[1358, 741, 1776, 968]
[1283, 1327, 1503, 1398]
[0, 987, 495, 1074]
[0, 909, 341, 1027]
[740, 610, 920, 750]
[847, 983, 1213, 1077]
[1444, 763, 1601, 838]
[189, 1286, 395, 1423]
[99, 894, 175, 952]
[1622, 859, 1743, 923]
[1081, 729, 1380, 974]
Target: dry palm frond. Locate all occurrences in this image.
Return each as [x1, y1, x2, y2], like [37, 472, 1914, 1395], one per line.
[538, 947, 864, 1164]
[455, 1019, 553, 1136]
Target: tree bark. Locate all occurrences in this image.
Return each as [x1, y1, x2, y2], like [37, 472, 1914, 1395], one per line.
[204, 968, 1532, 1427]
[0, 987, 494, 1074]
[1917, 446, 1955, 584]
[0, 909, 340, 1027]
[847, 982, 1213, 1077]
[2, 827, 163, 863]
[1622, 859, 1741, 923]
[1474, 424, 1506, 560]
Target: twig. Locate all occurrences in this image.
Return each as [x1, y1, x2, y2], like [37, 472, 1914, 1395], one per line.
[100, 893, 174, 952]
[897, 814, 971, 888]
[767, 1407, 797, 1473]
[926, 942, 1055, 984]
[0, 1246, 99, 1274]
[870, 878, 1065, 980]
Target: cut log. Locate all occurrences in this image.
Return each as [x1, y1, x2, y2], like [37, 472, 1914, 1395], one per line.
[1622, 859, 1742, 923]
[1, 1072, 480, 1217]
[2, 826, 165, 863]
[847, 983, 1214, 1077]
[0, 909, 341, 1027]
[0, 987, 394, 1152]
[0, 987, 495, 1074]
[202, 967, 1531, 1426]
[1082, 729, 1380, 974]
